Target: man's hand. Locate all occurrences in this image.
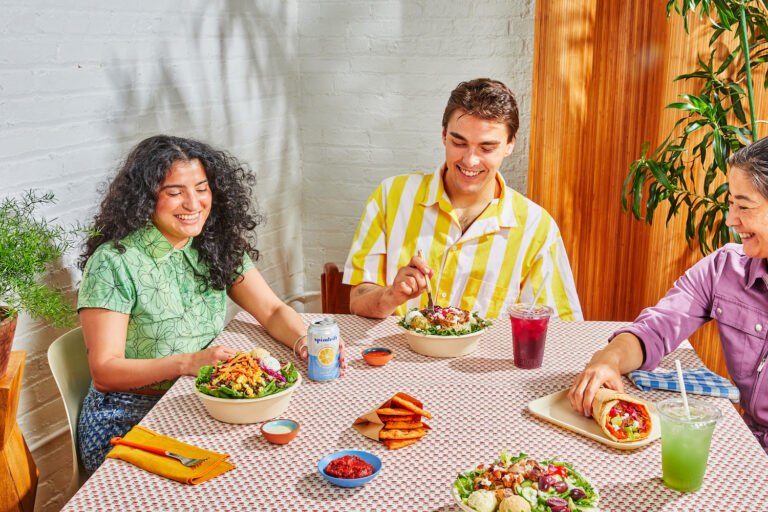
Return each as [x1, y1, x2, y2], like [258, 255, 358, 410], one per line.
[350, 255, 434, 318]
[390, 255, 434, 304]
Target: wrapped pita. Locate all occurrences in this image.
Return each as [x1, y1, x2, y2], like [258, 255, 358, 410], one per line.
[591, 388, 652, 442]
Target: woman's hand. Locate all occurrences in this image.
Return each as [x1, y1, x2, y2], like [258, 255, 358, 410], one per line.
[297, 336, 348, 376]
[568, 357, 625, 417]
[567, 332, 645, 417]
[182, 345, 239, 375]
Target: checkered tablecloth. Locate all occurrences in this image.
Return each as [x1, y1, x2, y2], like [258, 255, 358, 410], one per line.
[63, 313, 768, 511]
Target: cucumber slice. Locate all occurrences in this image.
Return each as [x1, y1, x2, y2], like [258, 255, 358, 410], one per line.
[519, 486, 538, 504]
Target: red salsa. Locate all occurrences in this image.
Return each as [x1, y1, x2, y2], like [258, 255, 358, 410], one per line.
[325, 455, 373, 479]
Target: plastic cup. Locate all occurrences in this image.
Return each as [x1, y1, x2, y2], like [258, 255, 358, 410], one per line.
[657, 398, 721, 492]
[507, 303, 553, 369]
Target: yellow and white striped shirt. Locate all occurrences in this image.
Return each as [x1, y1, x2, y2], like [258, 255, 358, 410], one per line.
[343, 168, 583, 320]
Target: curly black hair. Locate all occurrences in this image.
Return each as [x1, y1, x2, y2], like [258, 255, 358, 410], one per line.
[79, 135, 263, 290]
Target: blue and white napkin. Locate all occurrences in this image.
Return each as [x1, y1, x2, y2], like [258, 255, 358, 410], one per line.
[627, 368, 740, 403]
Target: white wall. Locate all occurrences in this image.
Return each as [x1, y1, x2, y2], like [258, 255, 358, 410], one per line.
[298, 0, 535, 284]
[1, 1, 534, 510]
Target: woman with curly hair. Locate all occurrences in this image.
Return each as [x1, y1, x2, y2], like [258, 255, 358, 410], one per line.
[76, 135, 344, 472]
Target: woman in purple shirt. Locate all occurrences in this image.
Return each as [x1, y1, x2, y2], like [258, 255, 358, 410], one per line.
[569, 137, 768, 452]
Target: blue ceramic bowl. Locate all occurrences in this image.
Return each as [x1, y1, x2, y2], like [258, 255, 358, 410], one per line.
[317, 450, 382, 488]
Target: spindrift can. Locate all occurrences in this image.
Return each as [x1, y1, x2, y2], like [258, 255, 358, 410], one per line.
[307, 318, 340, 381]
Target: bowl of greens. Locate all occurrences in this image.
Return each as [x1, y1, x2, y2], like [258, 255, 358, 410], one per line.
[452, 450, 599, 512]
[194, 349, 301, 424]
[398, 306, 490, 358]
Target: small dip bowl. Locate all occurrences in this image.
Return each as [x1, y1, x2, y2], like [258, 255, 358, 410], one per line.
[260, 419, 300, 444]
[318, 450, 382, 488]
[362, 347, 393, 366]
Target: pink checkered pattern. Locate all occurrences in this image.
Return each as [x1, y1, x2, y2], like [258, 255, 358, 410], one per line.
[63, 314, 768, 511]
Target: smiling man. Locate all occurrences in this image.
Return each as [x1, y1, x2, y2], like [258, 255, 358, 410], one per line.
[343, 78, 582, 320]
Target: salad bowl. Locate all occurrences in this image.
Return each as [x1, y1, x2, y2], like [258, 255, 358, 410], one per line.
[195, 373, 302, 424]
[399, 306, 490, 358]
[402, 328, 487, 358]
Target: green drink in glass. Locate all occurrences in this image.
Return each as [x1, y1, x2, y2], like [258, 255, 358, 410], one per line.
[657, 398, 721, 492]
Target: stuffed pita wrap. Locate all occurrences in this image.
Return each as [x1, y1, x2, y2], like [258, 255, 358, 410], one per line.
[591, 388, 652, 442]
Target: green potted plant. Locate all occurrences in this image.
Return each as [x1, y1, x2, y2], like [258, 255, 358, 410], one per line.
[0, 191, 88, 377]
[623, 0, 768, 254]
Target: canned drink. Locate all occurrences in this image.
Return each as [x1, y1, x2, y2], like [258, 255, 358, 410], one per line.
[307, 318, 340, 381]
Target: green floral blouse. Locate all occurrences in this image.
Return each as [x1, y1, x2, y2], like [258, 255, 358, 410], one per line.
[78, 224, 253, 383]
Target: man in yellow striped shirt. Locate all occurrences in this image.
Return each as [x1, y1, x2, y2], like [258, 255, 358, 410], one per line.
[343, 78, 582, 321]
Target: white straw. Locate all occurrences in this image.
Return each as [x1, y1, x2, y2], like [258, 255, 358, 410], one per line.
[528, 284, 546, 311]
[675, 359, 691, 420]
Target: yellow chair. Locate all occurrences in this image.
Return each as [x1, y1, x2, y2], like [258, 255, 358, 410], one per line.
[47, 327, 90, 497]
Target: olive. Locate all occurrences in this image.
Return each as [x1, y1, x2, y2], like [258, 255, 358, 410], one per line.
[570, 487, 587, 501]
[546, 496, 570, 512]
[553, 480, 568, 493]
[538, 474, 555, 491]
[546, 497, 568, 507]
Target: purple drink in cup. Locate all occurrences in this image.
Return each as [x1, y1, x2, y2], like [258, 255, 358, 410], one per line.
[508, 303, 553, 369]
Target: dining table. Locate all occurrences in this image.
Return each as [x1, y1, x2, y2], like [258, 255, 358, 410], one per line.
[62, 312, 768, 511]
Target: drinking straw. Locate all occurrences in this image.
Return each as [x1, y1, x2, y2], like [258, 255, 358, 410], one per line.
[527, 283, 546, 312]
[675, 359, 691, 420]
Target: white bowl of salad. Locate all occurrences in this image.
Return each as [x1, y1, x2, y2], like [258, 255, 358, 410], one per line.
[194, 349, 301, 424]
[398, 306, 490, 358]
[452, 450, 599, 512]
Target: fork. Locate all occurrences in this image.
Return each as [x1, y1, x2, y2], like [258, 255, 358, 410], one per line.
[417, 250, 436, 314]
[110, 437, 209, 467]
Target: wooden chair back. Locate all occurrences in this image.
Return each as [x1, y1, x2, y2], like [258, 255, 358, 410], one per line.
[321, 262, 351, 314]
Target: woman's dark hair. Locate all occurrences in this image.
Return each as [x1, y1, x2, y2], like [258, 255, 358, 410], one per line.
[442, 78, 519, 142]
[79, 135, 263, 290]
[729, 136, 768, 200]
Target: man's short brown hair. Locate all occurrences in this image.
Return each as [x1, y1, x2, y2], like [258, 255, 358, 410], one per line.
[442, 78, 519, 142]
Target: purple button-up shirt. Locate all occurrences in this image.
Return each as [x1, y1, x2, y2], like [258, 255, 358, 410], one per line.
[615, 244, 768, 448]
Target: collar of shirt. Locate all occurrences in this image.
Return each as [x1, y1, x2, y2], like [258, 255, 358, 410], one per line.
[419, 164, 519, 231]
[746, 256, 768, 290]
[127, 224, 205, 274]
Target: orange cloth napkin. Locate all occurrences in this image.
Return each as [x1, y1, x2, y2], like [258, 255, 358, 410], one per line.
[106, 425, 234, 484]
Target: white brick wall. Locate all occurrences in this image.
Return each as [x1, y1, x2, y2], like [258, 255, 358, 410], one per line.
[1, 1, 533, 510]
[298, 0, 535, 286]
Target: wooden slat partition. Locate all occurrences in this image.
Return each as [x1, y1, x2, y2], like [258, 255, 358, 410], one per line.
[529, 0, 767, 379]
